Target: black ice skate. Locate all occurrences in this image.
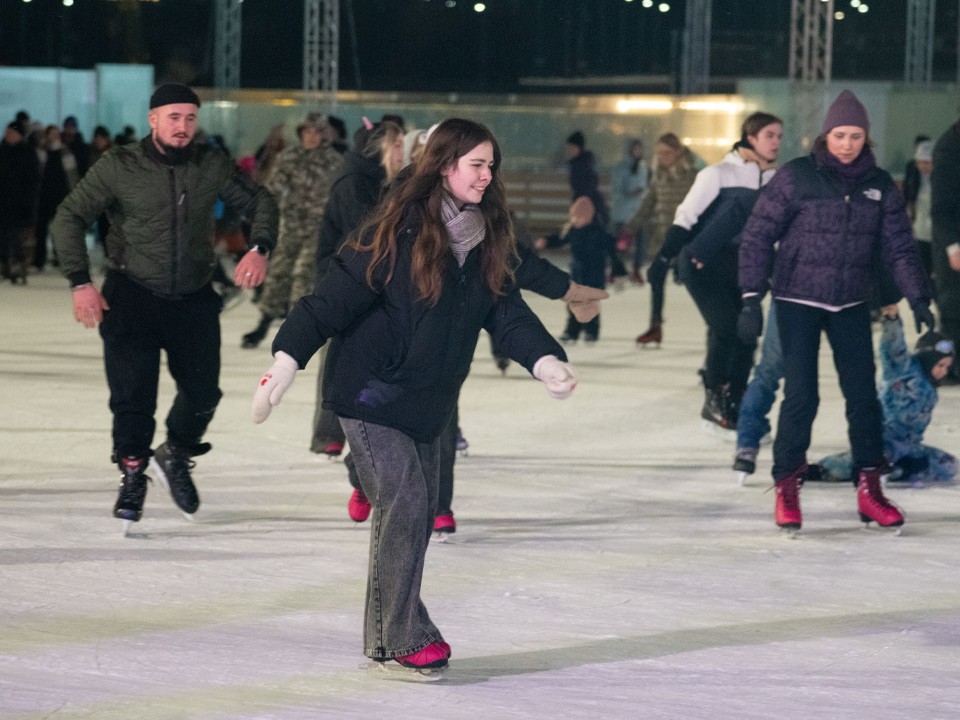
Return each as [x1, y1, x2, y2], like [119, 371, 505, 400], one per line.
[151, 442, 209, 518]
[455, 427, 469, 456]
[733, 447, 758, 486]
[701, 387, 736, 441]
[113, 456, 151, 537]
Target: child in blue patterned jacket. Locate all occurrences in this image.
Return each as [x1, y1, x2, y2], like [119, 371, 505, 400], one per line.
[821, 306, 956, 486]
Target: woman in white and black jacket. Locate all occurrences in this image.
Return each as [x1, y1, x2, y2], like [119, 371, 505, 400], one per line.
[251, 118, 577, 675]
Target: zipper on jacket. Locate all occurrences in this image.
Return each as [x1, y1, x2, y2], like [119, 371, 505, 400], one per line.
[168, 166, 180, 295]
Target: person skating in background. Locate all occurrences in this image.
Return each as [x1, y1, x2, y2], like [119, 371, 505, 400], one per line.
[738, 89, 933, 533]
[909, 140, 935, 293]
[903, 133, 931, 213]
[611, 139, 649, 284]
[536, 195, 612, 343]
[0, 121, 40, 284]
[819, 306, 957, 486]
[252, 118, 577, 677]
[240, 113, 344, 349]
[658, 112, 782, 434]
[51, 83, 278, 534]
[628, 133, 698, 347]
[35, 124, 81, 271]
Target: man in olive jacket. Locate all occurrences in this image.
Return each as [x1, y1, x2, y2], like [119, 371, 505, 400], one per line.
[51, 83, 279, 532]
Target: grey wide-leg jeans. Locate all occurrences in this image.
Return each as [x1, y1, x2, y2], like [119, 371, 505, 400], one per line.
[339, 417, 445, 659]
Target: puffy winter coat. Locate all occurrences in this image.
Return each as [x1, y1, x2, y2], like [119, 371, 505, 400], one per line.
[52, 138, 278, 295]
[275, 208, 566, 442]
[739, 148, 929, 307]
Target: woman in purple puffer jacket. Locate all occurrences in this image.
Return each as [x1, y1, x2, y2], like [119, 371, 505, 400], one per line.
[737, 90, 934, 534]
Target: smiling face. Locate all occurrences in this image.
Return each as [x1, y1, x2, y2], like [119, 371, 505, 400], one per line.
[148, 103, 198, 151]
[442, 141, 494, 207]
[826, 125, 867, 165]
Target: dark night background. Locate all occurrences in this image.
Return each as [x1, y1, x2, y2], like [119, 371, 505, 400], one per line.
[1, 0, 958, 92]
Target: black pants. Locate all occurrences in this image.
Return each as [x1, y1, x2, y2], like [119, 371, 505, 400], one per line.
[682, 246, 754, 397]
[99, 272, 223, 458]
[771, 300, 884, 482]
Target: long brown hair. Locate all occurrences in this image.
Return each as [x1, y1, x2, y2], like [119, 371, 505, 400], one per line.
[349, 118, 516, 305]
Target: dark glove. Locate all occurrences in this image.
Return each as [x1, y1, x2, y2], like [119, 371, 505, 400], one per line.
[737, 296, 764, 345]
[647, 255, 669, 287]
[910, 300, 936, 334]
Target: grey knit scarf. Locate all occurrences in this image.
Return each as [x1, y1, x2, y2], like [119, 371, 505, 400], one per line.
[440, 192, 486, 267]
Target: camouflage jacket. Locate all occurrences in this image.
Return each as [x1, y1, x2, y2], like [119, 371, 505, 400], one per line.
[265, 143, 344, 228]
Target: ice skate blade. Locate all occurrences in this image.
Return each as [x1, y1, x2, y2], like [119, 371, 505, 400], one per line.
[433, 531, 452, 543]
[364, 660, 446, 682]
[736, 471, 750, 487]
[778, 526, 801, 539]
[701, 419, 737, 442]
[861, 521, 904, 536]
[121, 519, 134, 537]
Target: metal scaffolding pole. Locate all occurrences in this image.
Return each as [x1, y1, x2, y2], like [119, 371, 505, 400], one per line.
[789, 0, 833, 83]
[905, 0, 936, 84]
[214, 0, 242, 90]
[303, 0, 339, 106]
[788, 0, 834, 154]
[680, 0, 711, 94]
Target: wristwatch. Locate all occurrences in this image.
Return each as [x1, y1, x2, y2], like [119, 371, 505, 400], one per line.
[252, 244, 269, 256]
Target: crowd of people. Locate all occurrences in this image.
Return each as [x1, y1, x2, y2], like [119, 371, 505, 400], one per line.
[7, 80, 960, 678]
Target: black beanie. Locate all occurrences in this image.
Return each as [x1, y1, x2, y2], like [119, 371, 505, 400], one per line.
[915, 331, 955, 384]
[150, 83, 201, 110]
[566, 131, 585, 149]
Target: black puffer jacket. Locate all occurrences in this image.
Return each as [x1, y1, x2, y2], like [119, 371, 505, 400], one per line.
[275, 209, 566, 442]
[316, 150, 385, 279]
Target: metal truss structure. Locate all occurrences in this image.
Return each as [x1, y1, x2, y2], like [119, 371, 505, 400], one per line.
[905, 0, 936, 84]
[214, 0, 242, 89]
[680, 0, 711, 94]
[303, 0, 340, 105]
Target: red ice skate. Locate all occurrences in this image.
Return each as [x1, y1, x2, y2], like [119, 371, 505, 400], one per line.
[433, 513, 456, 534]
[775, 467, 804, 531]
[857, 467, 904, 529]
[395, 642, 451, 669]
[348, 488, 371, 522]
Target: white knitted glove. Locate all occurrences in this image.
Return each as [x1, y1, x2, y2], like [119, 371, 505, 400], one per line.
[252, 351, 298, 423]
[532, 355, 577, 399]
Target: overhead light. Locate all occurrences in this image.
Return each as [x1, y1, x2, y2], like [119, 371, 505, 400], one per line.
[616, 99, 674, 113]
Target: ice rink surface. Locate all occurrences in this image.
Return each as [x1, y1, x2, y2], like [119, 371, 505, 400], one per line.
[2, 266, 960, 720]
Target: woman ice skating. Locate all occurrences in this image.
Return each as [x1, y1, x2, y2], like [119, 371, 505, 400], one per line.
[251, 118, 576, 677]
[738, 89, 934, 534]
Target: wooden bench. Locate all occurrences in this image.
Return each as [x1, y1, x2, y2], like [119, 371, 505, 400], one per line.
[502, 169, 611, 237]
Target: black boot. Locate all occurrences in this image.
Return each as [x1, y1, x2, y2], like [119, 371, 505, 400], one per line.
[241, 314, 272, 349]
[152, 442, 210, 515]
[113, 455, 151, 522]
